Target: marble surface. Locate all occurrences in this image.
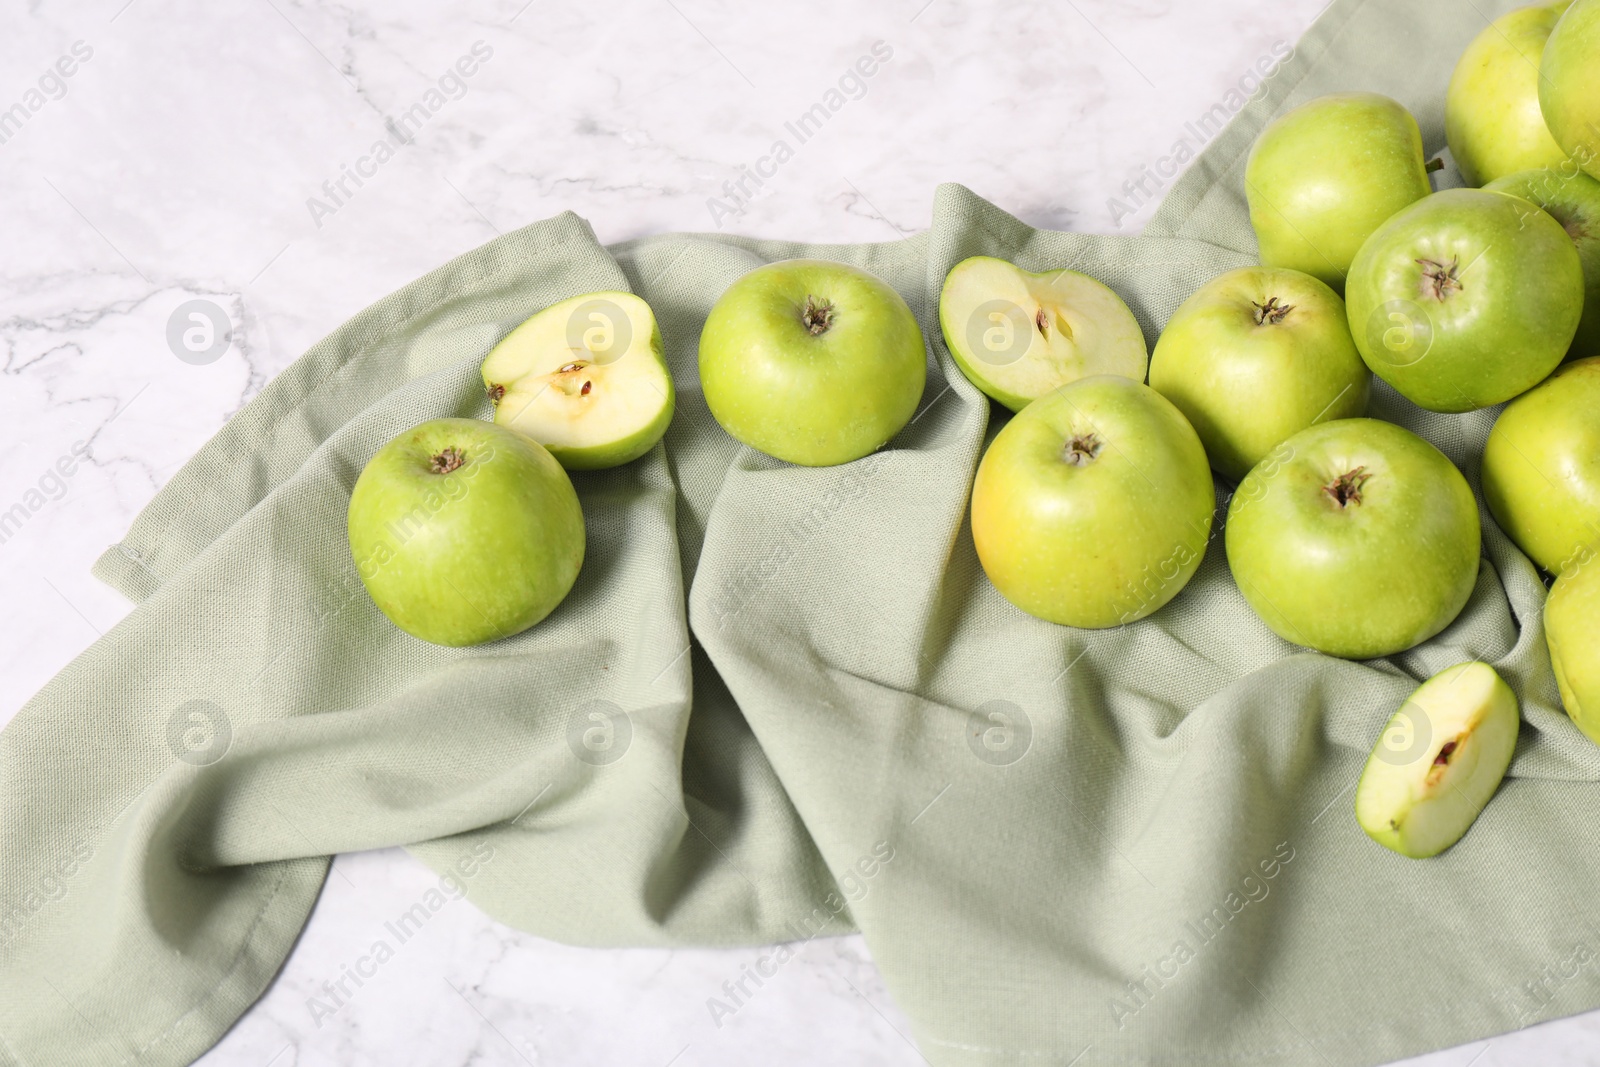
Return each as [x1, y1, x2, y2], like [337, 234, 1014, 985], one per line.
[3, 0, 1599, 1063]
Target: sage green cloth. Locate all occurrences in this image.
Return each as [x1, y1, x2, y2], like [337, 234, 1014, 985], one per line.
[6, 1, 1600, 1064]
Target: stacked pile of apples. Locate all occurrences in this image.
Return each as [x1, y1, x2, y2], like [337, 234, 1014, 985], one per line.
[346, 2, 1600, 860]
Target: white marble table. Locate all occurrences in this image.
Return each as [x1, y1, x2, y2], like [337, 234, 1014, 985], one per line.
[3, 1, 1598, 1063]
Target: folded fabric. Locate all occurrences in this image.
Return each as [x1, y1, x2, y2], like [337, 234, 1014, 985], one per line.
[6, 1, 1600, 1065]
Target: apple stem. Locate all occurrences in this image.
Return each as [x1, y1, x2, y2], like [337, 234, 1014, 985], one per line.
[801, 296, 835, 336]
[1251, 297, 1295, 326]
[1063, 433, 1103, 467]
[1323, 466, 1371, 508]
[1425, 157, 1444, 174]
[430, 447, 466, 474]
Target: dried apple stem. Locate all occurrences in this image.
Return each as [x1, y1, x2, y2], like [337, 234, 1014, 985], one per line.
[430, 447, 465, 474]
[1323, 466, 1372, 508]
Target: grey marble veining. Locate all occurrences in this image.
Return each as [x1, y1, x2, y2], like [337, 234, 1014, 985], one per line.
[2, 1, 1597, 1063]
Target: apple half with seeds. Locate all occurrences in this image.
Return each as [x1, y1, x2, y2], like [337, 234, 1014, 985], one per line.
[938, 255, 1147, 412]
[1354, 661, 1519, 859]
[482, 291, 674, 470]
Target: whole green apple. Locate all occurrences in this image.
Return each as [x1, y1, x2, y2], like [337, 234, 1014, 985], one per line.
[1540, 0, 1600, 181]
[1225, 418, 1480, 659]
[1446, 3, 1573, 187]
[971, 376, 1214, 628]
[699, 259, 925, 466]
[1547, 554, 1600, 744]
[1487, 166, 1600, 357]
[1482, 356, 1600, 573]
[937, 255, 1147, 412]
[348, 418, 585, 646]
[1148, 266, 1369, 482]
[1345, 188, 1584, 411]
[1245, 93, 1434, 291]
[482, 291, 674, 470]
[1354, 661, 1518, 858]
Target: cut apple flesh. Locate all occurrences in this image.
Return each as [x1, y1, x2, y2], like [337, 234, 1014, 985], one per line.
[481, 291, 674, 470]
[937, 255, 1148, 412]
[1354, 661, 1519, 859]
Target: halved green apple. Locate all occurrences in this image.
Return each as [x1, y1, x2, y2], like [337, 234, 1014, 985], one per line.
[1354, 662, 1520, 859]
[937, 255, 1147, 412]
[481, 291, 674, 470]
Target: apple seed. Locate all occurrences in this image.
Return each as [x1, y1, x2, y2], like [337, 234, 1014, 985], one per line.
[1425, 737, 1463, 787]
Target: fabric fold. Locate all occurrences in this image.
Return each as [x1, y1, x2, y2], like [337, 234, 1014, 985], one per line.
[8, 2, 1600, 1066]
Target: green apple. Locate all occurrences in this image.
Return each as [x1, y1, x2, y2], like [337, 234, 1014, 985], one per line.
[1487, 166, 1600, 357]
[1540, 0, 1600, 181]
[698, 259, 925, 466]
[1446, 3, 1573, 187]
[1547, 555, 1600, 744]
[481, 291, 674, 470]
[1225, 418, 1480, 659]
[937, 255, 1146, 412]
[1482, 356, 1600, 573]
[1345, 188, 1584, 411]
[1148, 266, 1369, 482]
[1245, 93, 1434, 291]
[348, 418, 585, 646]
[1354, 661, 1519, 858]
[970, 375, 1213, 628]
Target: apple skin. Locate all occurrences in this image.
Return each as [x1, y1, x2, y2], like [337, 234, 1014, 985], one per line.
[348, 418, 585, 647]
[1225, 418, 1481, 659]
[1245, 93, 1434, 291]
[1446, 3, 1573, 187]
[1482, 356, 1600, 574]
[1487, 166, 1600, 358]
[1540, 0, 1600, 181]
[1345, 188, 1584, 412]
[1148, 266, 1369, 482]
[699, 259, 925, 467]
[971, 376, 1214, 628]
[1547, 555, 1600, 745]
